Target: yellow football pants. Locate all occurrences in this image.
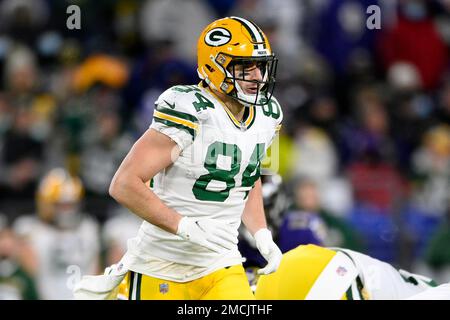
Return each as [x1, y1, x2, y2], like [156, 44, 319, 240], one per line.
[117, 264, 255, 300]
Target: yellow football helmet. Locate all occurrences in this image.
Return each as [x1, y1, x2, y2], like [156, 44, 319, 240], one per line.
[36, 168, 84, 228]
[197, 16, 277, 107]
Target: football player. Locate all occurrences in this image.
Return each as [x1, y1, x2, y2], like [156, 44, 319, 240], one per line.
[74, 16, 283, 300]
[14, 168, 100, 300]
[255, 244, 448, 300]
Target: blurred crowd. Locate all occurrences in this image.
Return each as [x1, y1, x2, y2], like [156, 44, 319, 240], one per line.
[0, 0, 449, 299]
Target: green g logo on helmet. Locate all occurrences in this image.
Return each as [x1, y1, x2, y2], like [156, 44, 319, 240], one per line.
[204, 28, 232, 47]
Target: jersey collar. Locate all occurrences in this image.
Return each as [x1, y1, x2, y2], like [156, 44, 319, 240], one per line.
[201, 83, 256, 131]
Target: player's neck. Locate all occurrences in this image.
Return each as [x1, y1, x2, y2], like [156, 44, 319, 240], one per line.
[213, 90, 245, 121]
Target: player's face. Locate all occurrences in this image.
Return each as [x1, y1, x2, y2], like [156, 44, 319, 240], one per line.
[295, 182, 320, 211]
[230, 62, 264, 95]
[52, 201, 82, 229]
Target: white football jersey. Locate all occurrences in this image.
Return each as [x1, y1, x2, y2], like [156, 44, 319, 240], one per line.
[336, 248, 436, 300]
[14, 215, 100, 300]
[125, 83, 282, 280]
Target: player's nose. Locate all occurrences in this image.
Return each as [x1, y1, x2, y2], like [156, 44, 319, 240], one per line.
[248, 67, 263, 81]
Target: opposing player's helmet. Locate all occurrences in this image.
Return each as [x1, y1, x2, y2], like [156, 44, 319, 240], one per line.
[197, 17, 277, 107]
[36, 168, 84, 229]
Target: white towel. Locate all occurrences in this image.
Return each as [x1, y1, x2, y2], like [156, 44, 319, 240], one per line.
[73, 262, 129, 300]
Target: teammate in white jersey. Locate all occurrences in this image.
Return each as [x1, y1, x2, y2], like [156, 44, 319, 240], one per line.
[14, 168, 100, 300]
[255, 244, 450, 300]
[74, 16, 283, 300]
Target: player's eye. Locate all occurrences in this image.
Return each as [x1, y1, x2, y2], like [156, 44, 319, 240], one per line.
[228, 61, 265, 80]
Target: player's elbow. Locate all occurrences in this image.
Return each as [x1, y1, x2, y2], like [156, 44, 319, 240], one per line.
[109, 172, 128, 204]
[108, 176, 120, 201]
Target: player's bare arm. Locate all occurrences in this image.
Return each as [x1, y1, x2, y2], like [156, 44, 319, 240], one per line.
[242, 177, 282, 275]
[241, 178, 267, 235]
[109, 128, 238, 253]
[109, 128, 182, 234]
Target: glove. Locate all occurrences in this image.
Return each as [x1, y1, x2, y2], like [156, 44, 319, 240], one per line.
[176, 217, 238, 253]
[254, 228, 282, 275]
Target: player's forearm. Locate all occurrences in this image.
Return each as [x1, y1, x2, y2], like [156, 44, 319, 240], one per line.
[241, 178, 267, 235]
[109, 174, 181, 234]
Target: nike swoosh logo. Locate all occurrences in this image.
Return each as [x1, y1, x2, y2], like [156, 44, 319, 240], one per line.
[163, 100, 176, 109]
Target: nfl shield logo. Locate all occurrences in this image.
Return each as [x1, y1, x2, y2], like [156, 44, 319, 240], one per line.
[159, 283, 169, 294]
[336, 266, 347, 276]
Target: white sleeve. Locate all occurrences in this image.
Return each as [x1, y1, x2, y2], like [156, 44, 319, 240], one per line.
[149, 87, 199, 151]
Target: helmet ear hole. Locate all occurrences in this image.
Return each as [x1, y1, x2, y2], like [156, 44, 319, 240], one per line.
[205, 64, 215, 72]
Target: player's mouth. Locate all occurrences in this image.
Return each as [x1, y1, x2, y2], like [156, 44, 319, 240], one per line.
[246, 87, 258, 95]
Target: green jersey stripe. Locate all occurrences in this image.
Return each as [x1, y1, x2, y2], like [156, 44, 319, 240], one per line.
[154, 116, 196, 139]
[156, 105, 199, 123]
[136, 273, 142, 300]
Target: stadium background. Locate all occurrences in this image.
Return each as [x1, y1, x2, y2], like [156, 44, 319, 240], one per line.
[0, 0, 449, 299]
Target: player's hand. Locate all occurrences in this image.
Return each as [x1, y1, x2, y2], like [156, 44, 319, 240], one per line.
[254, 228, 282, 275]
[176, 217, 238, 253]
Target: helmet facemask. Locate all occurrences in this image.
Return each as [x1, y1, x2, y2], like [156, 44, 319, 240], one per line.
[216, 54, 278, 107]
